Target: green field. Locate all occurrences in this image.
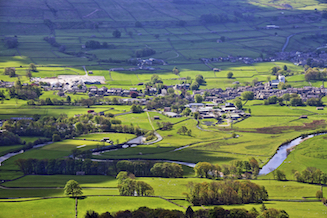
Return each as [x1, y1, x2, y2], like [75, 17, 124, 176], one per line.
[2, 0, 327, 216]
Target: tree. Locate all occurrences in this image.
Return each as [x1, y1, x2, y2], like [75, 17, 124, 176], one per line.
[4, 67, 16, 77]
[275, 169, 287, 181]
[316, 190, 323, 199]
[270, 66, 281, 75]
[64, 180, 83, 197]
[112, 30, 121, 38]
[167, 88, 175, 94]
[195, 94, 203, 103]
[66, 95, 71, 104]
[260, 203, 267, 212]
[241, 91, 254, 101]
[283, 93, 290, 104]
[194, 162, 213, 178]
[177, 126, 188, 135]
[227, 72, 233, 79]
[52, 134, 61, 142]
[267, 76, 271, 82]
[235, 99, 242, 109]
[29, 63, 37, 72]
[131, 104, 143, 113]
[154, 34, 160, 39]
[85, 210, 99, 218]
[4, 37, 18, 48]
[185, 206, 194, 218]
[45, 98, 53, 105]
[190, 82, 199, 90]
[135, 21, 143, 28]
[194, 112, 200, 120]
[81, 99, 94, 108]
[172, 67, 179, 75]
[75, 122, 83, 133]
[26, 69, 32, 78]
[195, 75, 206, 85]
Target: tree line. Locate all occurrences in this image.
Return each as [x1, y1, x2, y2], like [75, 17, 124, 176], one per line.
[14, 158, 184, 178]
[15, 158, 113, 175]
[84, 205, 288, 218]
[117, 160, 183, 178]
[116, 171, 154, 196]
[294, 167, 327, 184]
[194, 158, 260, 179]
[85, 40, 115, 49]
[2, 113, 146, 143]
[184, 180, 268, 206]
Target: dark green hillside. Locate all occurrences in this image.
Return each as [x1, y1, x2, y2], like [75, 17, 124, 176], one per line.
[0, 0, 326, 68]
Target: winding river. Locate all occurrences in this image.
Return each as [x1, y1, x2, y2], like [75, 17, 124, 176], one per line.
[1, 133, 325, 172]
[259, 133, 326, 175]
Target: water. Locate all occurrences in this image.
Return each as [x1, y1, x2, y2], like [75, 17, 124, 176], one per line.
[127, 136, 144, 144]
[0, 150, 23, 166]
[259, 134, 323, 175]
[0, 142, 52, 166]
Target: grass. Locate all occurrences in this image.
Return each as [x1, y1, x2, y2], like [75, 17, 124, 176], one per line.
[0, 196, 184, 218]
[2, 175, 118, 188]
[75, 133, 136, 143]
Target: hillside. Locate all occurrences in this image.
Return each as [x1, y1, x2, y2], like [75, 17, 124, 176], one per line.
[1, 0, 327, 68]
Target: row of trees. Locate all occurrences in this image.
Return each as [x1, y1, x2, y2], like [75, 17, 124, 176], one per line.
[14, 158, 115, 175]
[194, 158, 260, 179]
[184, 180, 268, 205]
[294, 167, 327, 184]
[150, 162, 183, 178]
[117, 171, 154, 196]
[84, 206, 288, 218]
[116, 160, 154, 177]
[2, 113, 146, 142]
[270, 65, 293, 77]
[116, 160, 184, 178]
[85, 40, 115, 49]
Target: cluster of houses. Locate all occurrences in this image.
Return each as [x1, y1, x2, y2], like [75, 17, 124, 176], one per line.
[0, 81, 15, 88]
[193, 81, 327, 103]
[276, 50, 327, 67]
[200, 48, 327, 67]
[162, 102, 248, 121]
